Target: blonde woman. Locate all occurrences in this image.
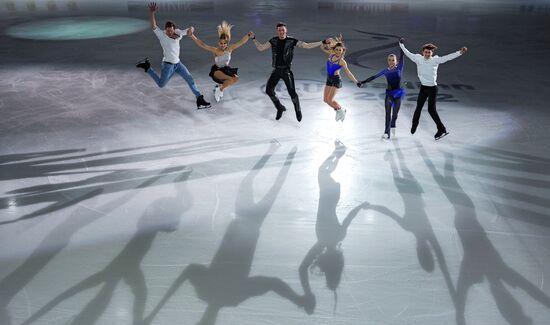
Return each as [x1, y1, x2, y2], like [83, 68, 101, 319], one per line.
[320, 35, 360, 122]
[187, 22, 253, 102]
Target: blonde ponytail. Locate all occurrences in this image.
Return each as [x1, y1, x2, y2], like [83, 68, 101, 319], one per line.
[217, 20, 233, 42]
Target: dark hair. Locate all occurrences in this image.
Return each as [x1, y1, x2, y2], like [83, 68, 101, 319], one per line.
[422, 43, 437, 51]
[276, 22, 287, 28]
[165, 21, 176, 29]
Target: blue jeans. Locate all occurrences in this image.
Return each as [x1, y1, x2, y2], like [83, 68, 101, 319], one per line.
[147, 61, 201, 98]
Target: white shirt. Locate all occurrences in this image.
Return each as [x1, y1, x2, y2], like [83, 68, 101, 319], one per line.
[153, 26, 188, 64]
[399, 43, 461, 86]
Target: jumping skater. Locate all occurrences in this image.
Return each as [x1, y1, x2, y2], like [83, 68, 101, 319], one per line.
[135, 2, 211, 109]
[320, 36, 360, 122]
[359, 49, 405, 139]
[187, 21, 254, 102]
[252, 22, 326, 122]
[399, 38, 467, 140]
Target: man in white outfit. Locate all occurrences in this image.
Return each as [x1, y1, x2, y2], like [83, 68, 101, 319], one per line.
[399, 38, 467, 140]
[136, 2, 211, 109]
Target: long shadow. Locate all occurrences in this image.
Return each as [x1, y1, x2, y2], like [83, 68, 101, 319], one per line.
[143, 142, 310, 325]
[0, 136, 284, 182]
[299, 140, 369, 311]
[368, 140, 456, 305]
[455, 145, 550, 228]
[0, 148, 85, 164]
[20, 169, 193, 325]
[0, 166, 190, 226]
[420, 147, 550, 325]
[0, 167, 176, 325]
[1, 145, 309, 226]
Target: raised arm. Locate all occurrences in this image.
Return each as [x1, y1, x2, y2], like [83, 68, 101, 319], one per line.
[397, 48, 405, 71]
[435, 47, 467, 64]
[228, 32, 253, 51]
[187, 29, 217, 53]
[339, 59, 359, 84]
[252, 38, 271, 51]
[399, 39, 420, 64]
[148, 2, 157, 30]
[297, 40, 323, 49]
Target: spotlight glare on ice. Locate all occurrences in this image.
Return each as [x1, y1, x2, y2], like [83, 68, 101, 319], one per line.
[5, 16, 149, 40]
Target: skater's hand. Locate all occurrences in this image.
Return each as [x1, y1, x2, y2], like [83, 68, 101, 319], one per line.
[460, 46, 468, 54]
[147, 2, 157, 12]
[356, 82, 363, 88]
[399, 37, 405, 44]
[248, 31, 255, 39]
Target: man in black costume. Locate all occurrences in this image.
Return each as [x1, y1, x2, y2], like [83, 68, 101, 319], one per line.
[253, 23, 325, 122]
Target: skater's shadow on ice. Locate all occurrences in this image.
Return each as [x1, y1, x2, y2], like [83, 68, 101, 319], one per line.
[420, 146, 550, 325]
[143, 143, 312, 325]
[0, 137, 296, 226]
[18, 170, 192, 325]
[299, 139, 369, 312]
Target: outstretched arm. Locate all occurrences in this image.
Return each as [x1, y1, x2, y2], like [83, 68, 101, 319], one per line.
[361, 69, 385, 84]
[340, 59, 359, 84]
[228, 32, 253, 51]
[297, 40, 323, 49]
[341, 202, 370, 231]
[148, 2, 157, 30]
[187, 29, 218, 53]
[253, 38, 271, 51]
[435, 47, 467, 64]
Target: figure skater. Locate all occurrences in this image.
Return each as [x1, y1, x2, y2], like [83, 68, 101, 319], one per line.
[135, 2, 211, 109]
[399, 38, 467, 140]
[252, 22, 326, 122]
[187, 21, 253, 102]
[359, 49, 405, 139]
[320, 35, 360, 122]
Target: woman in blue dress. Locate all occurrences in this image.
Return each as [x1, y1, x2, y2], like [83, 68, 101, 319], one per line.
[360, 50, 405, 139]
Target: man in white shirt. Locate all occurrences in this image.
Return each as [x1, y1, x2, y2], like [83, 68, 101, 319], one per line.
[136, 2, 210, 109]
[399, 38, 467, 140]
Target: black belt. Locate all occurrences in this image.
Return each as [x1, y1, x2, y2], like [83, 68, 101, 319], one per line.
[163, 61, 175, 65]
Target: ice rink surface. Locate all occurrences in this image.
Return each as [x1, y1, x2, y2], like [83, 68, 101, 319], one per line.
[1, 1, 550, 324]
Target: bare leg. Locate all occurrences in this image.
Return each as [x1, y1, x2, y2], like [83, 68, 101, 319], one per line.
[326, 86, 341, 110]
[213, 71, 239, 91]
[323, 86, 339, 110]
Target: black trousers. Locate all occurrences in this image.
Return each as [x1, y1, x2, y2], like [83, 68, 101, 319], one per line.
[413, 85, 446, 132]
[265, 68, 301, 112]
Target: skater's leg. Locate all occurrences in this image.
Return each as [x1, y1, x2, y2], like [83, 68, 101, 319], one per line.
[426, 86, 446, 132]
[266, 70, 284, 109]
[391, 96, 402, 128]
[148, 62, 176, 88]
[384, 94, 393, 135]
[281, 70, 300, 112]
[412, 86, 429, 133]
[213, 71, 239, 91]
[175, 62, 201, 98]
